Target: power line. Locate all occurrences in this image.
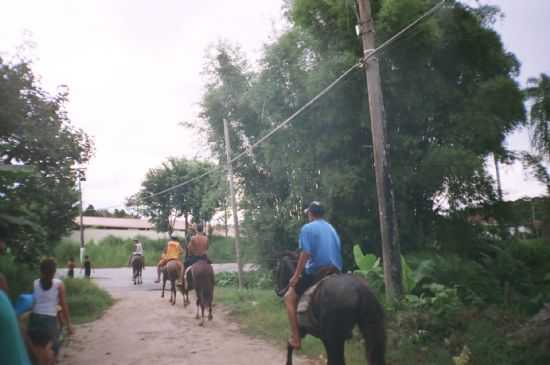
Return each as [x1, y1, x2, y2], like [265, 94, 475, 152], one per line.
[97, 0, 448, 211]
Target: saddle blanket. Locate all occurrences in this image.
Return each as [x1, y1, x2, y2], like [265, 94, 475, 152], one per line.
[296, 276, 331, 336]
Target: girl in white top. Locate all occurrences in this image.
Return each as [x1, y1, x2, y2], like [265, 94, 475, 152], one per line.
[28, 258, 74, 359]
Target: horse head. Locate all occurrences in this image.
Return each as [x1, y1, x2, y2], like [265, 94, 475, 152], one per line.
[274, 251, 298, 297]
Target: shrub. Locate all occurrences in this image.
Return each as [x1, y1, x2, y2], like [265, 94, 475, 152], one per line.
[64, 278, 113, 323]
[215, 271, 273, 290]
[0, 254, 36, 301]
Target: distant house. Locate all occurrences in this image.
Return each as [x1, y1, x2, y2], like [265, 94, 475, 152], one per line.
[70, 216, 235, 243]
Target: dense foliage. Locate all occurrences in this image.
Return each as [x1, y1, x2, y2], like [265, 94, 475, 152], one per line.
[199, 0, 525, 266]
[0, 57, 93, 262]
[526, 73, 550, 159]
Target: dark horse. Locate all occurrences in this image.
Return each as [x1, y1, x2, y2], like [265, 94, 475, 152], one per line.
[131, 255, 144, 285]
[275, 253, 386, 365]
[190, 260, 214, 326]
[161, 260, 179, 305]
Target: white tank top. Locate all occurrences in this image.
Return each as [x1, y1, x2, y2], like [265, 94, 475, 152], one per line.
[33, 278, 61, 316]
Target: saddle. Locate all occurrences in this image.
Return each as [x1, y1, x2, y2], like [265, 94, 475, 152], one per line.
[296, 268, 339, 337]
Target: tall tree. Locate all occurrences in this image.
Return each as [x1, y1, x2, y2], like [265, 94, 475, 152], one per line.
[199, 1, 525, 268]
[526, 73, 550, 158]
[134, 158, 223, 234]
[0, 57, 93, 262]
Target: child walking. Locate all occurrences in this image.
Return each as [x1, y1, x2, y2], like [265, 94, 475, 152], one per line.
[66, 257, 76, 278]
[83, 255, 94, 279]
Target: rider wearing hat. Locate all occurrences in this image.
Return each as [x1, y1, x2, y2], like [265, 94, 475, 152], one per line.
[284, 201, 342, 350]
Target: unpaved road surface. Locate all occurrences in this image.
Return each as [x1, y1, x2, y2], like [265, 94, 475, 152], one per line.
[58, 267, 313, 365]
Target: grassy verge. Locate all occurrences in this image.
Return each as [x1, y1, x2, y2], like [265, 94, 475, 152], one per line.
[216, 286, 548, 365]
[54, 235, 258, 268]
[64, 278, 113, 324]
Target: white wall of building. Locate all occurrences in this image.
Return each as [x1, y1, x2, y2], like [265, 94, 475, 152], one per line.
[68, 228, 171, 243]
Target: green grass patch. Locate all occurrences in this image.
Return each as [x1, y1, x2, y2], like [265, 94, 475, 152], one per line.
[54, 235, 258, 268]
[64, 278, 113, 324]
[54, 236, 166, 268]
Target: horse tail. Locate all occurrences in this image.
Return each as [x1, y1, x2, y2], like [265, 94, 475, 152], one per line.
[357, 283, 386, 365]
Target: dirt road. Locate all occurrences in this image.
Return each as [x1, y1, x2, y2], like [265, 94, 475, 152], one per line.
[58, 268, 313, 365]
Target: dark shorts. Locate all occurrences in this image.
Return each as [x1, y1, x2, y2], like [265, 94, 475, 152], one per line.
[67, 269, 74, 278]
[28, 313, 60, 353]
[294, 266, 340, 297]
[295, 273, 319, 297]
[184, 255, 208, 268]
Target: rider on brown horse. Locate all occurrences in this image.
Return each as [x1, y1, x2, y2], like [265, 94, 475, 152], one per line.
[184, 224, 209, 270]
[154, 235, 184, 283]
[128, 239, 144, 266]
[284, 201, 342, 350]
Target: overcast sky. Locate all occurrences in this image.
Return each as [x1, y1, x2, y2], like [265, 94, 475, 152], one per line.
[1, 0, 548, 210]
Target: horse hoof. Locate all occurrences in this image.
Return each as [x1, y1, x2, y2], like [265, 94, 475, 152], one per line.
[208, 316, 213, 321]
[198, 321, 204, 327]
[195, 315, 200, 320]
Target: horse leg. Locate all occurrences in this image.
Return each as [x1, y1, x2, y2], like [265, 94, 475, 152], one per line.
[161, 276, 166, 298]
[171, 279, 176, 305]
[208, 304, 213, 321]
[322, 337, 346, 365]
[200, 304, 205, 326]
[195, 297, 200, 319]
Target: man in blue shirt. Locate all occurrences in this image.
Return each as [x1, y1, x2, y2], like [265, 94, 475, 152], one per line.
[284, 201, 342, 350]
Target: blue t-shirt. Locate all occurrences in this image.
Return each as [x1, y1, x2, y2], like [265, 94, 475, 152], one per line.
[299, 219, 342, 274]
[0, 291, 32, 365]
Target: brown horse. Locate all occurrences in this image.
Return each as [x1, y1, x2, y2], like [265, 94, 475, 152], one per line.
[131, 255, 144, 285]
[161, 260, 179, 305]
[190, 260, 214, 326]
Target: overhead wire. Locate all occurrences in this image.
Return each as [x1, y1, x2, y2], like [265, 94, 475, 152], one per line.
[97, 0, 449, 211]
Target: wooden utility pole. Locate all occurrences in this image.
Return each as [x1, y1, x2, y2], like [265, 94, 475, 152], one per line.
[78, 173, 86, 264]
[494, 154, 503, 201]
[357, 0, 403, 300]
[223, 119, 244, 289]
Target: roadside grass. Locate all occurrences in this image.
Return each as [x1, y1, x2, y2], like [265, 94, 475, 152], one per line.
[215, 285, 542, 365]
[64, 278, 113, 324]
[55, 235, 258, 268]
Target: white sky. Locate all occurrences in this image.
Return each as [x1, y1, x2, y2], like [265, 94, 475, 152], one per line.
[0, 0, 548, 209]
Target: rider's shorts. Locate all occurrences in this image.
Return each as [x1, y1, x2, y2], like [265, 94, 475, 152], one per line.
[184, 255, 208, 268]
[295, 273, 317, 297]
[295, 266, 340, 297]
